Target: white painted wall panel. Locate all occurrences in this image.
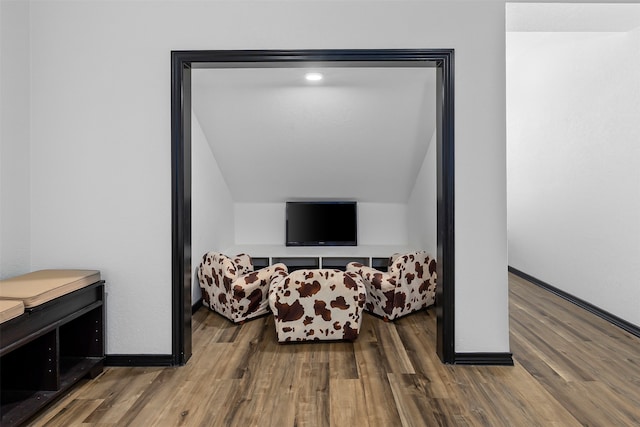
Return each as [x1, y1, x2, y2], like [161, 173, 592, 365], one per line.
[191, 113, 234, 304]
[234, 203, 284, 246]
[507, 29, 640, 328]
[407, 130, 437, 258]
[0, 0, 31, 279]
[24, 0, 508, 354]
[358, 203, 408, 246]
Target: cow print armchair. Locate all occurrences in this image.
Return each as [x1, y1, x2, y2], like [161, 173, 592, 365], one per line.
[346, 251, 436, 321]
[269, 269, 367, 342]
[197, 252, 288, 323]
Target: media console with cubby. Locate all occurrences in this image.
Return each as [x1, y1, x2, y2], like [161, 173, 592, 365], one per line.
[224, 245, 415, 273]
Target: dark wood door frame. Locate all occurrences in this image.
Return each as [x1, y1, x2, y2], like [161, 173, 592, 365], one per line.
[170, 49, 456, 365]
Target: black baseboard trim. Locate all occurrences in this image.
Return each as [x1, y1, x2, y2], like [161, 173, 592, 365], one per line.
[105, 354, 175, 367]
[508, 266, 640, 339]
[454, 352, 514, 366]
[192, 298, 203, 314]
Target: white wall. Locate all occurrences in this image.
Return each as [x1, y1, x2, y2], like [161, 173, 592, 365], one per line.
[15, 0, 508, 354]
[507, 29, 640, 327]
[234, 202, 408, 247]
[407, 130, 437, 257]
[358, 203, 408, 246]
[191, 113, 234, 304]
[0, 0, 31, 279]
[445, 4, 509, 353]
[234, 203, 283, 246]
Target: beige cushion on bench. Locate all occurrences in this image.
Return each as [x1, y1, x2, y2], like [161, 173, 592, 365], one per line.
[0, 299, 25, 323]
[0, 269, 101, 308]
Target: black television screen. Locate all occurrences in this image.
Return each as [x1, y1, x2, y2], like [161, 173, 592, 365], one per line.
[286, 201, 357, 246]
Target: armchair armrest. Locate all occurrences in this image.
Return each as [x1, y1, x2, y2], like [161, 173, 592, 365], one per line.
[346, 262, 397, 292]
[268, 264, 288, 305]
[231, 263, 288, 321]
[233, 265, 274, 297]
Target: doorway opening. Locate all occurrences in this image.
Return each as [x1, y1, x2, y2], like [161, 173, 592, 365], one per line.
[171, 49, 455, 365]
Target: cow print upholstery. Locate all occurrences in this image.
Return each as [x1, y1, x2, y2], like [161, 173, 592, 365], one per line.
[197, 252, 288, 323]
[269, 269, 366, 342]
[346, 251, 436, 321]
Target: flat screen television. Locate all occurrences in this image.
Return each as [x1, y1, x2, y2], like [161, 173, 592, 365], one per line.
[286, 201, 357, 246]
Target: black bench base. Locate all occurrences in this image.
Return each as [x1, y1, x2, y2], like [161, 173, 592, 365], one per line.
[0, 281, 105, 426]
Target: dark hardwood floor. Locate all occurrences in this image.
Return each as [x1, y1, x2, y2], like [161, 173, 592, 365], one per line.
[26, 273, 640, 426]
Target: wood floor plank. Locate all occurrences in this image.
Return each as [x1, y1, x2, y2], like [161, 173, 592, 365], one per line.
[496, 361, 580, 426]
[508, 273, 640, 426]
[23, 272, 640, 427]
[352, 337, 403, 426]
[38, 398, 104, 427]
[81, 367, 165, 424]
[329, 379, 370, 427]
[388, 372, 441, 427]
[295, 361, 330, 427]
[356, 313, 380, 343]
[113, 368, 185, 426]
[328, 341, 358, 379]
[371, 319, 416, 375]
[394, 313, 456, 399]
[26, 380, 92, 426]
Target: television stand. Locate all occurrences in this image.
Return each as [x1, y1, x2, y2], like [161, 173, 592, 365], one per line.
[224, 244, 414, 272]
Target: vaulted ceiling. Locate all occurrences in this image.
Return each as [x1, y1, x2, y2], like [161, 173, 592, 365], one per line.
[192, 65, 436, 203]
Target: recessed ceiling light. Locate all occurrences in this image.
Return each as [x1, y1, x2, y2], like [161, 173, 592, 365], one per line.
[305, 72, 323, 82]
